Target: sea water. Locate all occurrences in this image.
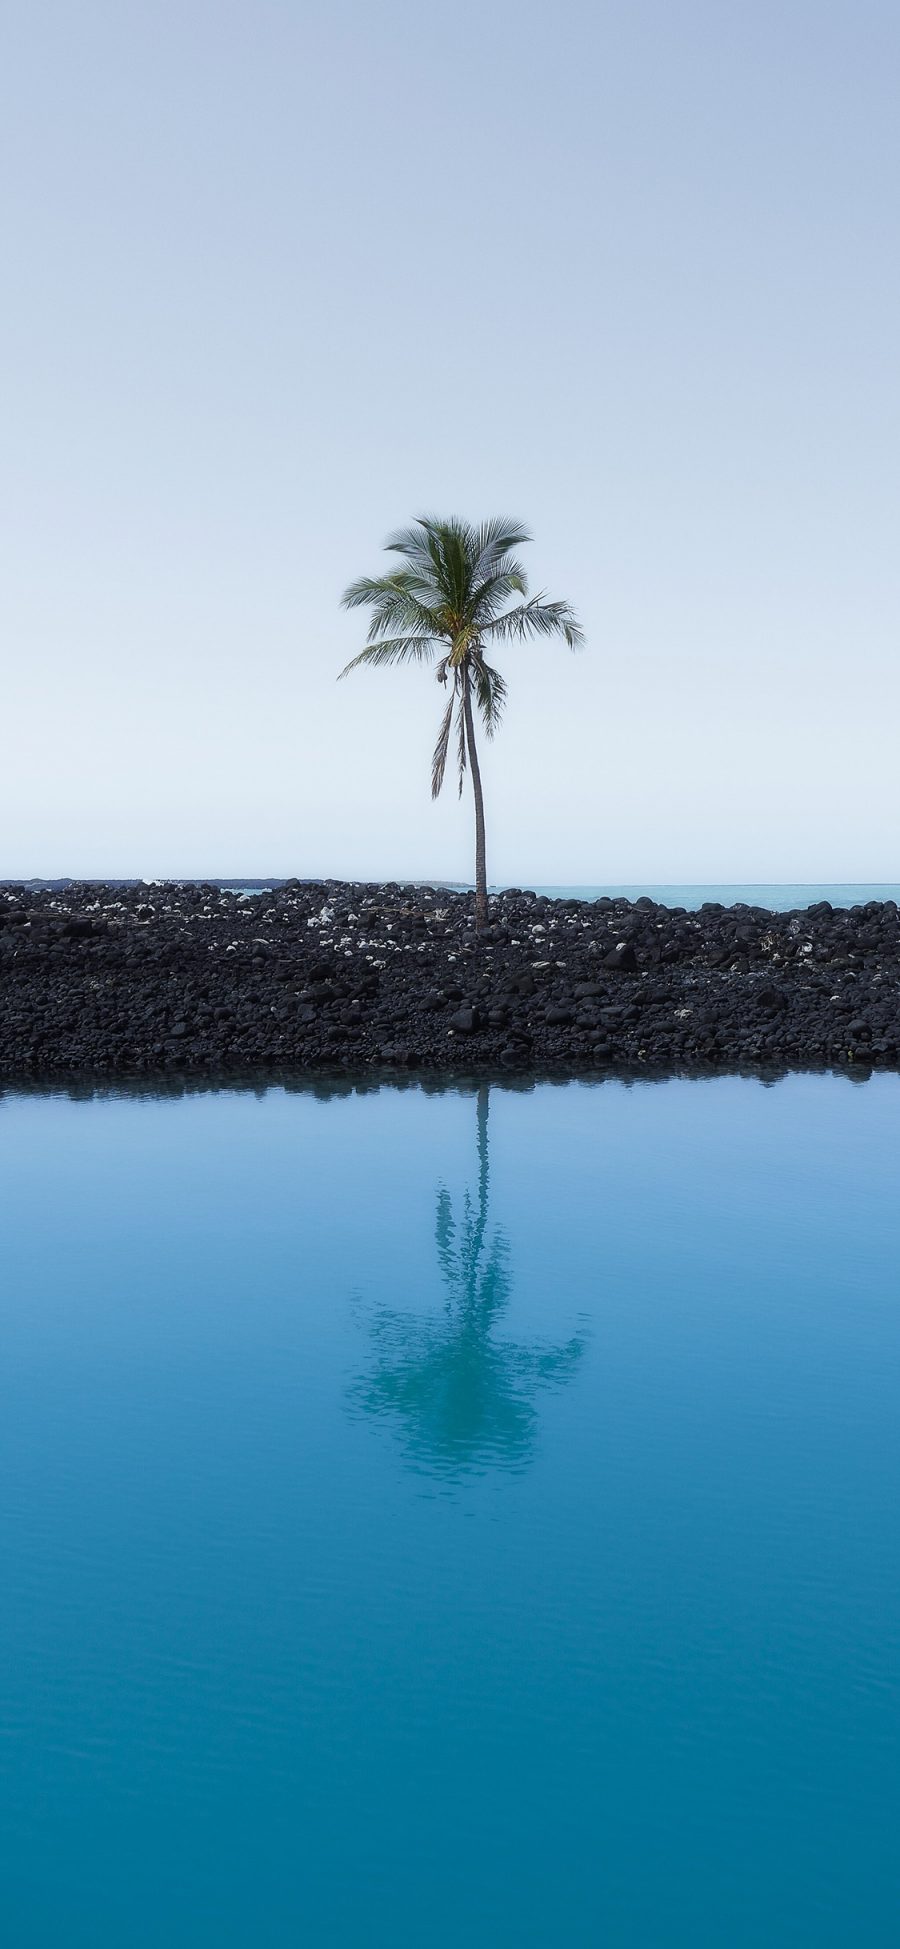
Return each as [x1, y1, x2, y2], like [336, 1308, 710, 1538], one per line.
[233, 883, 900, 909]
[1, 1075, 898, 1945]
[487, 882, 900, 910]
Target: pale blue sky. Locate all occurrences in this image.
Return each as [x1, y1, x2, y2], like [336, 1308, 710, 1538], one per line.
[2, 0, 897, 882]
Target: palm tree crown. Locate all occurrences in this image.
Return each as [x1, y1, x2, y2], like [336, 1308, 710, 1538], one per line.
[339, 515, 583, 926]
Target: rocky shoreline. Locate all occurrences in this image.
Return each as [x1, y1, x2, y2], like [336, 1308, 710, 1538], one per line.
[2, 879, 900, 1083]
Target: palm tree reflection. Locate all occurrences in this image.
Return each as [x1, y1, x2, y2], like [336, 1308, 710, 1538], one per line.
[348, 1085, 586, 1478]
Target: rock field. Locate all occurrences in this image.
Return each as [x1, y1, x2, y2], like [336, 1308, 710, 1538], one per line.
[2, 880, 899, 1081]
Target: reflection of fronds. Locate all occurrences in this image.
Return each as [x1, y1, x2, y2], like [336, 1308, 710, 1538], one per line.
[348, 1300, 585, 1480]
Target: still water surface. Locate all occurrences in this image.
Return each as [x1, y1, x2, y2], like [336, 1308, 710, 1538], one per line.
[1, 1075, 899, 1944]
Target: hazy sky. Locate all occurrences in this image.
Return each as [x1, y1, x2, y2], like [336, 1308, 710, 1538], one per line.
[2, 0, 898, 883]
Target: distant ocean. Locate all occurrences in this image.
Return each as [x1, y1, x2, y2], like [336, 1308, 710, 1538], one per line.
[428, 883, 900, 912]
[17, 879, 900, 913]
[229, 881, 900, 912]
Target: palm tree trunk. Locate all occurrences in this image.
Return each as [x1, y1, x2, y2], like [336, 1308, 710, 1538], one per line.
[462, 669, 488, 930]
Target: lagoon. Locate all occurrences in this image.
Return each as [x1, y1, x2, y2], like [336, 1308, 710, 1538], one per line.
[2, 1075, 899, 1944]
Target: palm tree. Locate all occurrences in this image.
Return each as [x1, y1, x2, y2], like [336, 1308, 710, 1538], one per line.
[339, 516, 583, 929]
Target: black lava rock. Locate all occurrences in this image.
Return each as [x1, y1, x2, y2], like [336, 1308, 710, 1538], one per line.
[1, 879, 899, 1081]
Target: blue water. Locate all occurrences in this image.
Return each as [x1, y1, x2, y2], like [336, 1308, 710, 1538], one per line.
[489, 882, 900, 910]
[2, 1076, 899, 1945]
[232, 881, 900, 910]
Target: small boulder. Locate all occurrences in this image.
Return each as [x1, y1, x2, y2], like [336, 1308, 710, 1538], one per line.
[604, 942, 638, 972]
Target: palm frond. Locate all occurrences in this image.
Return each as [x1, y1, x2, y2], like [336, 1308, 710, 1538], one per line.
[338, 636, 442, 678]
[378, 518, 545, 641]
[473, 516, 531, 556]
[342, 571, 443, 645]
[434, 518, 473, 620]
[456, 694, 467, 796]
[341, 574, 398, 610]
[384, 518, 462, 599]
[470, 518, 531, 588]
[471, 654, 508, 737]
[384, 516, 453, 562]
[384, 517, 475, 624]
[482, 595, 584, 649]
[469, 567, 529, 626]
[373, 542, 447, 612]
[431, 694, 454, 799]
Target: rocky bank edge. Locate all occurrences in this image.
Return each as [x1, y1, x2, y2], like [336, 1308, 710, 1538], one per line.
[1, 881, 899, 1081]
